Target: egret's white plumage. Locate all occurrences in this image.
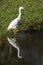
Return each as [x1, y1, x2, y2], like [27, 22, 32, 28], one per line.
[7, 7, 24, 30]
[7, 37, 22, 58]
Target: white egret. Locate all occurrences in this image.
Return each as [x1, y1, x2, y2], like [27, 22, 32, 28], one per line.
[7, 7, 24, 33]
[7, 37, 22, 58]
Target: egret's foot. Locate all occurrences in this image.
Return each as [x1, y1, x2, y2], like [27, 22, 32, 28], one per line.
[12, 29, 18, 34]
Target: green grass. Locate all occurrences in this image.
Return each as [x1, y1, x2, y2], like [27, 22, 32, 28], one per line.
[0, 0, 43, 38]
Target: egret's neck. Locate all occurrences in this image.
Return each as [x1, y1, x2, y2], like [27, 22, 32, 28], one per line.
[18, 9, 21, 21]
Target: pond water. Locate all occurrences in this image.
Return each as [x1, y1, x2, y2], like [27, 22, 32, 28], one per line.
[7, 30, 43, 65]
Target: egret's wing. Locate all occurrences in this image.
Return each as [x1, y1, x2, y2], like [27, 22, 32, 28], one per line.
[7, 18, 18, 30]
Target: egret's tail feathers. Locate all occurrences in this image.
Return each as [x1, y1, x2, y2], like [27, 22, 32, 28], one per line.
[7, 27, 10, 30]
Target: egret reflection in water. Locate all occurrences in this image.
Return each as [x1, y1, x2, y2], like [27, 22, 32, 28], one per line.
[7, 30, 43, 65]
[7, 37, 22, 58]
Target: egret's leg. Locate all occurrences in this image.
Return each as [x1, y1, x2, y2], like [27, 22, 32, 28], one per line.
[12, 29, 18, 34]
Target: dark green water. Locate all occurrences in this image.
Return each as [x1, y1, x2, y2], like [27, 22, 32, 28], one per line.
[0, 30, 43, 65]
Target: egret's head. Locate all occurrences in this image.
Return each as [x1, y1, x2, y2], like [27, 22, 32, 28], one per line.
[19, 7, 24, 10]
